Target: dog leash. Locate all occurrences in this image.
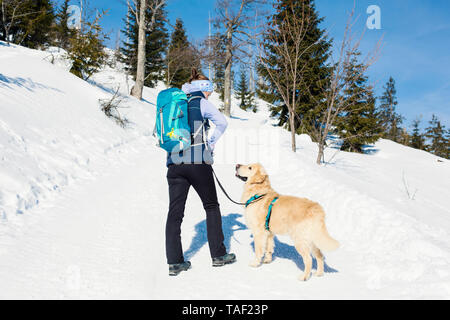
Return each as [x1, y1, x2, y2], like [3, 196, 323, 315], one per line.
[211, 167, 265, 206]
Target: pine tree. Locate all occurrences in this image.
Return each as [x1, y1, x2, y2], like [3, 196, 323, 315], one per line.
[1, 0, 54, 48]
[446, 129, 450, 159]
[425, 115, 449, 159]
[120, 0, 168, 88]
[212, 33, 226, 102]
[410, 118, 425, 150]
[120, 6, 137, 77]
[399, 128, 410, 146]
[379, 77, 403, 142]
[214, 59, 225, 101]
[22, 0, 54, 48]
[256, 78, 276, 105]
[166, 18, 200, 88]
[336, 52, 381, 153]
[236, 69, 257, 112]
[145, 4, 168, 87]
[257, 0, 332, 138]
[54, 0, 74, 50]
[67, 11, 108, 80]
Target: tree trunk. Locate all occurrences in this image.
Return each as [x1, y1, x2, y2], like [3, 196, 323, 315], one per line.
[3, 27, 8, 44]
[223, 27, 232, 117]
[1, 9, 9, 44]
[131, 0, 147, 100]
[316, 141, 324, 165]
[0, 21, 5, 42]
[1, 2, 5, 42]
[289, 109, 296, 152]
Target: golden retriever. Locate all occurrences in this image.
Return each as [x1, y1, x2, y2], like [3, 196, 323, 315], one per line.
[235, 163, 339, 281]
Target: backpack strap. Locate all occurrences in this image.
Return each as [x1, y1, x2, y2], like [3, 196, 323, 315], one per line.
[187, 95, 208, 147]
[188, 96, 202, 103]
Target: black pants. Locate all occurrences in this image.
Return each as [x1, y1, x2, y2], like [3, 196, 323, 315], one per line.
[166, 164, 227, 264]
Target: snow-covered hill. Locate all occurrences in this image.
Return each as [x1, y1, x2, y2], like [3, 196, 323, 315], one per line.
[1, 42, 449, 299]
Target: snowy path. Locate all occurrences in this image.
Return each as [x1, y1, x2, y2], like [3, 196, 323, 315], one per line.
[0, 136, 370, 300]
[0, 138, 166, 299]
[1, 120, 442, 300]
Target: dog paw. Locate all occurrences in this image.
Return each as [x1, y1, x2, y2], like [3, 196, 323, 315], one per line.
[298, 273, 311, 281]
[249, 259, 261, 268]
[263, 254, 273, 264]
[313, 271, 324, 277]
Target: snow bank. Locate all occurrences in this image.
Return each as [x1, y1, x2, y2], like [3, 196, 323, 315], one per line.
[0, 42, 156, 223]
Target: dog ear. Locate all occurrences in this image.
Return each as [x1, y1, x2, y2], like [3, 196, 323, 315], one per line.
[249, 167, 267, 184]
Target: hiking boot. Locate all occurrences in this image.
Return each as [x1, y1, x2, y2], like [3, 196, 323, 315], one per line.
[212, 253, 236, 267]
[169, 261, 191, 276]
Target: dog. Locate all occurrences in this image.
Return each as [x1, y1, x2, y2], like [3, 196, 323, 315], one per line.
[235, 163, 339, 281]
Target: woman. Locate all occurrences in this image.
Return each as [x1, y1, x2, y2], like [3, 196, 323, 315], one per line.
[166, 69, 236, 276]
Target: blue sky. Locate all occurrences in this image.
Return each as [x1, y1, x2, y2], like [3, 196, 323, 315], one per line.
[57, 0, 450, 128]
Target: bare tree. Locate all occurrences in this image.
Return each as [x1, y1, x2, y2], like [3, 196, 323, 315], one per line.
[258, 2, 316, 152]
[165, 44, 185, 86]
[214, 0, 263, 116]
[127, 0, 166, 100]
[310, 8, 382, 164]
[165, 42, 200, 87]
[99, 86, 130, 128]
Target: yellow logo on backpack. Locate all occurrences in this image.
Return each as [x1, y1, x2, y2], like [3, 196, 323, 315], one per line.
[167, 128, 178, 139]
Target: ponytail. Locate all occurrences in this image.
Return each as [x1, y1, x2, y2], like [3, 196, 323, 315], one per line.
[189, 67, 209, 83]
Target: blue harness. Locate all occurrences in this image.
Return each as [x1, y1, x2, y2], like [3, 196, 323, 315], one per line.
[245, 194, 279, 231]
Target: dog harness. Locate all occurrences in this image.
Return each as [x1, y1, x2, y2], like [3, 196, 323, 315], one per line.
[245, 194, 279, 231]
[265, 197, 279, 231]
[245, 194, 266, 207]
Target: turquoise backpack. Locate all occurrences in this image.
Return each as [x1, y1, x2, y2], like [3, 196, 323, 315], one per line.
[154, 88, 201, 153]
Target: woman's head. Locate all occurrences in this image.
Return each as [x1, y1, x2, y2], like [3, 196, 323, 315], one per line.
[189, 68, 214, 99]
[189, 68, 209, 83]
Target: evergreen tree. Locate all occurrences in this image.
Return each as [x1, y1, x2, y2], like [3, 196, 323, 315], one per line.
[67, 11, 108, 80]
[399, 128, 410, 146]
[54, 0, 74, 50]
[120, 6, 137, 77]
[120, 0, 168, 88]
[256, 78, 277, 105]
[166, 18, 200, 88]
[145, 5, 168, 87]
[446, 129, 450, 159]
[257, 0, 332, 138]
[167, 18, 189, 87]
[336, 52, 381, 153]
[212, 33, 226, 102]
[379, 77, 403, 142]
[425, 115, 449, 159]
[410, 118, 425, 150]
[213, 58, 225, 101]
[0, 0, 54, 48]
[236, 69, 257, 112]
[21, 0, 54, 48]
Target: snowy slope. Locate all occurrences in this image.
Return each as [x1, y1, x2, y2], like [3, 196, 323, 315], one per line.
[0, 42, 449, 299]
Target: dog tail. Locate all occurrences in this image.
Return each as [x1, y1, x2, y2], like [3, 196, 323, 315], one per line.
[313, 221, 340, 252]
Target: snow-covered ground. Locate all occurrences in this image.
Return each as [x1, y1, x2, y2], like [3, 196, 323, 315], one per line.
[1, 42, 449, 299]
